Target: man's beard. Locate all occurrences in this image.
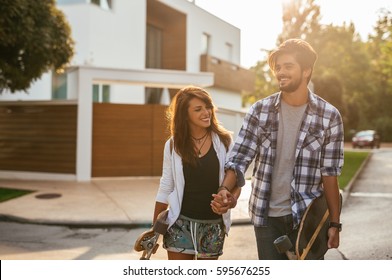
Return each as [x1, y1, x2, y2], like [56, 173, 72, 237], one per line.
[279, 74, 302, 93]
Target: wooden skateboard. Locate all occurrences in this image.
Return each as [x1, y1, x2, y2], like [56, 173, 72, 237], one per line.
[133, 209, 169, 260]
[274, 193, 342, 260]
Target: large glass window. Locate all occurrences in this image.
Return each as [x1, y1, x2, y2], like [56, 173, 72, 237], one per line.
[145, 87, 162, 104]
[91, 0, 112, 10]
[146, 25, 162, 69]
[93, 84, 111, 103]
[57, 0, 112, 10]
[52, 72, 67, 100]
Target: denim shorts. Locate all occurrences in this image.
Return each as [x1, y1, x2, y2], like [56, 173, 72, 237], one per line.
[163, 215, 225, 258]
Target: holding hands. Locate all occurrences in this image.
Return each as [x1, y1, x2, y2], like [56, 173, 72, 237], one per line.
[211, 188, 238, 215]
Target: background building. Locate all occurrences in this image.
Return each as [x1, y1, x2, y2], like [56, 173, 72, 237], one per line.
[0, 0, 254, 181]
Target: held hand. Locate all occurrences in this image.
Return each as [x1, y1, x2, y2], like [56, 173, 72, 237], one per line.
[327, 227, 340, 249]
[210, 190, 237, 215]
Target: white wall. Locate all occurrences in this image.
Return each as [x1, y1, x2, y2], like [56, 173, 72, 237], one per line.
[64, 0, 147, 103]
[110, 85, 145, 104]
[208, 87, 242, 111]
[216, 108, 245, 141]
[61, 0, 146, 69]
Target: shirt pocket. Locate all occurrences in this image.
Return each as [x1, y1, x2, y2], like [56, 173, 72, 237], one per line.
[302, 128, 324, 152]
[258, 127, 273, 149]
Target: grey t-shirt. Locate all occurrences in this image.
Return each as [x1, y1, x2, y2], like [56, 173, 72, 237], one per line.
[269, 99, 307, 217]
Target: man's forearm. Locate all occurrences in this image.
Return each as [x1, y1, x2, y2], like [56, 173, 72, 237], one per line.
[218, 169, 237, 192]
[322, 176, 341, 223]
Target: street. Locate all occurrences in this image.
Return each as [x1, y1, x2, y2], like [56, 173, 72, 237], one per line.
[0, 220, 257, 260]
[0, 147, 391, 260]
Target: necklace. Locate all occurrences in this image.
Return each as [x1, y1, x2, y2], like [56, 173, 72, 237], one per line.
[191, 131, 208, 144]
[196, 133, 209, 158]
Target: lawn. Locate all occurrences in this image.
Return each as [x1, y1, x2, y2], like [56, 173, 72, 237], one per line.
[339, 151, 370, 190]
[0, 187, 34, 203]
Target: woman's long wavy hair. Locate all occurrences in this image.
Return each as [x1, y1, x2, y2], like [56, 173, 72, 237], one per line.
[166, 86, 232, 166]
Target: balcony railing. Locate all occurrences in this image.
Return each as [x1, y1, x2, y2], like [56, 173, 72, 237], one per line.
[200, 54, 255, 92]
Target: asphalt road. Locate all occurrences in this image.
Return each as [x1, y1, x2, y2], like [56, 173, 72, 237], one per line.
[335, 147, 392, 259]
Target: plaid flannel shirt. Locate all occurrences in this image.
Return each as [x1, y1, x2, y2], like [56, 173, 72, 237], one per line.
[226, 91, 344, 228]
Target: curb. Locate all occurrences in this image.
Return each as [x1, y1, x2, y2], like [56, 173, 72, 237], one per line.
[0, 214, 151, 229]
[0, 213, 251, 229]
[341, 151, 373, 206]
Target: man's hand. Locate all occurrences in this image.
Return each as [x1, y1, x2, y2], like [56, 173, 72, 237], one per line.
[327, 227, 340, 249]
[211, 189, 237, 215]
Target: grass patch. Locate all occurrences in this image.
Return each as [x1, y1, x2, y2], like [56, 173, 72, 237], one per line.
[338, 151, 370, 190]
[0, 187, 34, 203]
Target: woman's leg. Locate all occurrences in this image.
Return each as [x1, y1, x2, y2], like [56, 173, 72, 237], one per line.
[167, 251, 194, 260]
[198, 257, 218, 260]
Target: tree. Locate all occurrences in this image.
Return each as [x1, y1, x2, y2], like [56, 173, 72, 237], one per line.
[366, 9, 392, 141]
[0, 0, 74, 93]
[250, 0, 322, 107]
[278, 0, 322, 44]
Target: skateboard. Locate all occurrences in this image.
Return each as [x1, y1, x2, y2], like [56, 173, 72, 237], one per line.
[274, 193, 342, 260]
[133, 209, 169, 260]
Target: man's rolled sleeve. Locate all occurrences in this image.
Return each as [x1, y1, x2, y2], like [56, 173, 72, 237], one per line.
[321, 110, 344, 177]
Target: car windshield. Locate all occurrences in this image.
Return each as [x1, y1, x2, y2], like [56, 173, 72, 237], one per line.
[356, 131, 374, 137]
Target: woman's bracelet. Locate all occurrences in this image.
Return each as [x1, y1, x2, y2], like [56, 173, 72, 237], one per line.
[217, 185, 230, 193]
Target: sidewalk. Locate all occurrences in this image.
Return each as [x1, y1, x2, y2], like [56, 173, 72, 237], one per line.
[0, 177, 252, 227]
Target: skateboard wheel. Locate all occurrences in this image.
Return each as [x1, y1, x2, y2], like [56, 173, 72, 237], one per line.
[274, 235, 293, 254]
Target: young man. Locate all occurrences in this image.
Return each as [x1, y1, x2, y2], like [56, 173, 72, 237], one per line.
[211, 39, 344, 259]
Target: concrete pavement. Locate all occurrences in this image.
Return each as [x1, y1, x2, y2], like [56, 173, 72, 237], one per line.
[0, 177, 252, 227]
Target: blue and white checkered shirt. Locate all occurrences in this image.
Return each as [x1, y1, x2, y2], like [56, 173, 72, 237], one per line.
[226, 90, 344, 228]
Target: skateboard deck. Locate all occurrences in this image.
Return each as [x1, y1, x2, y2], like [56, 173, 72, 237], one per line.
[274, 193, 342, 260]
[134, 209, 169, 260]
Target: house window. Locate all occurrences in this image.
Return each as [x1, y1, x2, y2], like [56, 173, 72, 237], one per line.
[225, 42, 233, 62]
[90, 0, 112, 10]
[52, 72, 67, 100]
[56, 0, 86, 4]
[146, 25, 162, 69]
[201, 33, 210, 55]
[56, 0, 112, 9]
[93, 84, 110, 103]
[145, 87, 162, 104]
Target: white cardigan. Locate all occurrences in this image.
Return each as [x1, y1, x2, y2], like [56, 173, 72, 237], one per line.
[155, 132, 233, 233]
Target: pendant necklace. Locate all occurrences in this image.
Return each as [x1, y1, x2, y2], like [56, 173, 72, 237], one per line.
[191, 131, 208, 144]
[196, 133, 209, 158]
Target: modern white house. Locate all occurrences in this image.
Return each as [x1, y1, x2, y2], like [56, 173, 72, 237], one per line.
[0, 0, 254, 181]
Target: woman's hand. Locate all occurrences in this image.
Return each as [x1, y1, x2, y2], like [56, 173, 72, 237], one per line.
[211, 190, 237, 215]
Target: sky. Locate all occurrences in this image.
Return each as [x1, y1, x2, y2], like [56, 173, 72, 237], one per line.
[193, 0, 392, 68]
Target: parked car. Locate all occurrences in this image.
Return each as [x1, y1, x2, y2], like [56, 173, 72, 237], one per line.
[352, 130, 380, 149]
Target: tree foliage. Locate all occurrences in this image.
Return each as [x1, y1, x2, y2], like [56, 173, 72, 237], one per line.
[0, 0, 74, 93]
[278, 0, 321, 44]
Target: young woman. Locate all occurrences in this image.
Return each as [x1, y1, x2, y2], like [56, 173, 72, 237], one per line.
[153, 86, 240, 260]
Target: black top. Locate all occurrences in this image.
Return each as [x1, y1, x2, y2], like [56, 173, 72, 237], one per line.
[181, 144, 221, 219]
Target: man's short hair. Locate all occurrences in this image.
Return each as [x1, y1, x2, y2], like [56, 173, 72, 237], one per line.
[268, 39, 318, 74]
